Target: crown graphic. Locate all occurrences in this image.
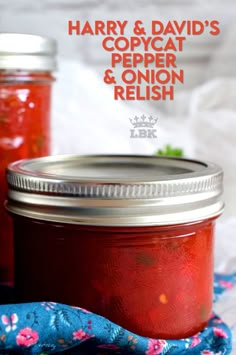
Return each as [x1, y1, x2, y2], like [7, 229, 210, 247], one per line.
[129, 115, 158, 129]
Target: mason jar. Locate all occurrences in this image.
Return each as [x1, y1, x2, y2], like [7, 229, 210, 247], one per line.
[0, 33, 57, 283]
[6, 155, 223, 339]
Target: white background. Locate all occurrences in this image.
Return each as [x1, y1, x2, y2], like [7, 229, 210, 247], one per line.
[0, 1, 236, 350]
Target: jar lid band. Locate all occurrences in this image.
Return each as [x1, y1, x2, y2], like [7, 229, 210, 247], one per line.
[0, 33, 57, 71]
[6, 155, 224, 226]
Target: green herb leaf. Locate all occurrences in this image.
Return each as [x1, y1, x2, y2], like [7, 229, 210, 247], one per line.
[155, 144, 184, 157]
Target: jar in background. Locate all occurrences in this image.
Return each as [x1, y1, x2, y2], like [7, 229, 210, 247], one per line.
[0, 33, 57, 283]
[6, 155, 224, 339]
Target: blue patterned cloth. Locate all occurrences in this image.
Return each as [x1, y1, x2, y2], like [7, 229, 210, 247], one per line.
[0, 273, 235, 355]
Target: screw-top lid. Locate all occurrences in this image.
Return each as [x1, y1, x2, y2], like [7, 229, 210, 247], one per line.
[0, 33, 57, 71]
[6, 155, 224, 226]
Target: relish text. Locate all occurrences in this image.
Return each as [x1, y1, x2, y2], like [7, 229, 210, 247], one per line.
[68, 20, 220, 101]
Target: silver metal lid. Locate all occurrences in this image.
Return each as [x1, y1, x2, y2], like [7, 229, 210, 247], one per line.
[0, 33, 57, 71]
[6, 155, 224, 226]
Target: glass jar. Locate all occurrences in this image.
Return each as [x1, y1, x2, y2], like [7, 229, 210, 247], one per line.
[0, 33, 57, 283]
[6, 155, 224, 339]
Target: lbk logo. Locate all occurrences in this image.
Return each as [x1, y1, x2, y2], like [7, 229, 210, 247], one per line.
[129, 115, 158, 138]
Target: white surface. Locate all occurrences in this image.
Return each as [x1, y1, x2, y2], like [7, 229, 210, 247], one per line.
[214, 283, 236, 354]
[214, 219, 236, 354]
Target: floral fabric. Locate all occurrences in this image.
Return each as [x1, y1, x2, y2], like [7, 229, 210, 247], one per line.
[0, 273, 235, 355]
